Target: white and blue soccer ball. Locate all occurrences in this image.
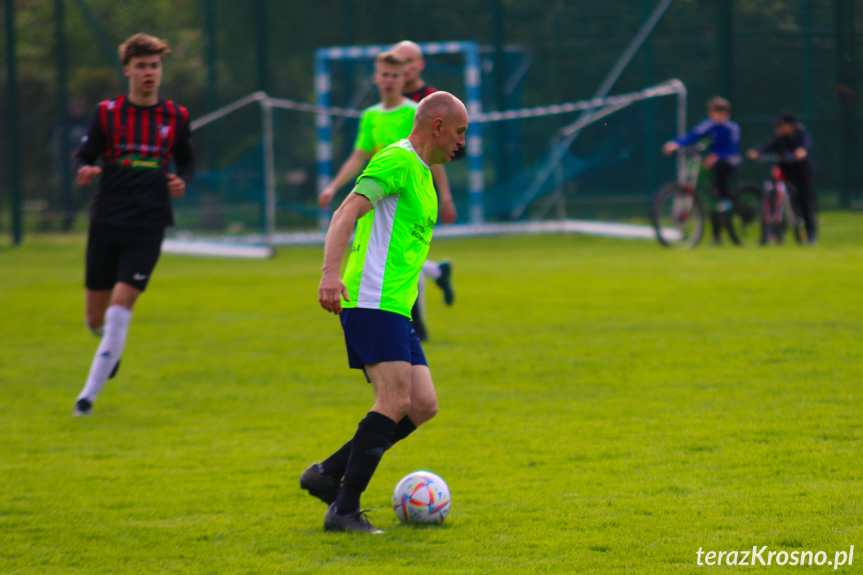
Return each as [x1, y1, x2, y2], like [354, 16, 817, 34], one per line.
[392, 470, 451, 524]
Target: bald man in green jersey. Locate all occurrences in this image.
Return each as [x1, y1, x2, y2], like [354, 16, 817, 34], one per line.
[302, 92, 468, 533]
[318, 49, 457, 341]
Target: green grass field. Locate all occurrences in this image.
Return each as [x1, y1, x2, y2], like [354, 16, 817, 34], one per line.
[2, 213, 862, 574]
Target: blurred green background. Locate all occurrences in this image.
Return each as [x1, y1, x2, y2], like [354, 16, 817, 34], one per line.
[2, 0, 861, 240]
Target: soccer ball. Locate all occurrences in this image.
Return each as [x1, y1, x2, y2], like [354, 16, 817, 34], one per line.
[392, 470, 451, 524]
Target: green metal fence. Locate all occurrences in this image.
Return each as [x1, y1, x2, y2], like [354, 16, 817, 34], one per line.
[1, 0, 861, 242]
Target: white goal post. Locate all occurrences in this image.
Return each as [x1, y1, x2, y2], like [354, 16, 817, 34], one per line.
[181, 66, 686, 253]
[315, 41, 486, 225]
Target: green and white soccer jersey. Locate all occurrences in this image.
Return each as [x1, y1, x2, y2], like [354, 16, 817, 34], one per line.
[342, 139, 437, 318]
[354, 100, 417, 156]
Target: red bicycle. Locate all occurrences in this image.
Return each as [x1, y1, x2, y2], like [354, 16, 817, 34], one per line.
[651, 147, 760, 249]
[736, 154, 806, 245]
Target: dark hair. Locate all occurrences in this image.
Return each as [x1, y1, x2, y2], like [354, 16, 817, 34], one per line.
[375, 51, 406, 67]
[119, 33, 171, 66]
[777, 109, 797, 125]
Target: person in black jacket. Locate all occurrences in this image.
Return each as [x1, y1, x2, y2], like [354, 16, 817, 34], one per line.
[72, 33, 194, 416]
[747, 110, 817, 244]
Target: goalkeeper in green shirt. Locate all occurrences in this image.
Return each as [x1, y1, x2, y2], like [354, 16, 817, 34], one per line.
[301, 92, 468, 534]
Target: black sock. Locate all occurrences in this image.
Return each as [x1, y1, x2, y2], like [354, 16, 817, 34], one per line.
[320, 417, 417, 482]
[391, 416, 417, 444]
[335, 411, 396, 514]
[320, 440, 352, 479]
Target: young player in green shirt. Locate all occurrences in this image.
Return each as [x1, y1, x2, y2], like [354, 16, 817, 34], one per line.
[318, 52, 416, 208]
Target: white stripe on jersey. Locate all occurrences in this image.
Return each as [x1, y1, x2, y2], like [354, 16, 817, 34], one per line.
[396, 139, 430, 169]
[356, 194, 400, 308]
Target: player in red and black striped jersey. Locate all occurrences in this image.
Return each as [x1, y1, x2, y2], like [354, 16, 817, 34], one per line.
[72, 33, 194, 417]
[404, 83, 438, 104]
[394, 41, 439, 104]
[74, 94, 193, 227]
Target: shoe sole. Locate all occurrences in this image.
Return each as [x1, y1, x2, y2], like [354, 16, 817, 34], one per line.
[73, 400, 93, 417]
[324, 520, 384, 534]
[324, 503, 384, 533]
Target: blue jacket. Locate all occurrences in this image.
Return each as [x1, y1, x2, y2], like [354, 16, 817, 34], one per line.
[675, 118, 741, 164]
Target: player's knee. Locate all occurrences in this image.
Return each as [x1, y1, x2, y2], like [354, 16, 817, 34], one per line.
[423, 397, 439, 421]
[412, 396, 439, 423]
[110, 294, 137, 310]
[84, 316, 104, 337]
[393, 395, 413, 419]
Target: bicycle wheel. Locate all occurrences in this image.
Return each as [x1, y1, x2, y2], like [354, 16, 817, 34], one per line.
[765, 188, 787, 244]
[651, 183, 704, 249]
[726, 183, 762, 246]
[736, 181, 770, 245]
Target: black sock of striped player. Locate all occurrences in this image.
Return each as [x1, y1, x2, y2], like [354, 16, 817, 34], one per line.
[320, 417, 416, 481]
[335, 411, 395, 515]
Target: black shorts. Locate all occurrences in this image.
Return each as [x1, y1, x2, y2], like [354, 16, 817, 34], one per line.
[85, 222, 165, 292]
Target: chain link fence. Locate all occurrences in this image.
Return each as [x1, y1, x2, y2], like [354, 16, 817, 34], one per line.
[1, 0, 860, 239]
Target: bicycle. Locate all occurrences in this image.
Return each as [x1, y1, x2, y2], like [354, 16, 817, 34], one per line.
[736, 154, 806, 245]
[651, 147, 760, 249]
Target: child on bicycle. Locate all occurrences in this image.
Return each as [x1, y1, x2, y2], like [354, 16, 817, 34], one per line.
[663, 96, 742, 244]
[746, 110, 817, 245]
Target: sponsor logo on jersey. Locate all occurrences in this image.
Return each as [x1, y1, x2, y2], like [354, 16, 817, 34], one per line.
[116, 143, 161, 154]
[410, 216, 436, 246]
[118, 154, 161, 171]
